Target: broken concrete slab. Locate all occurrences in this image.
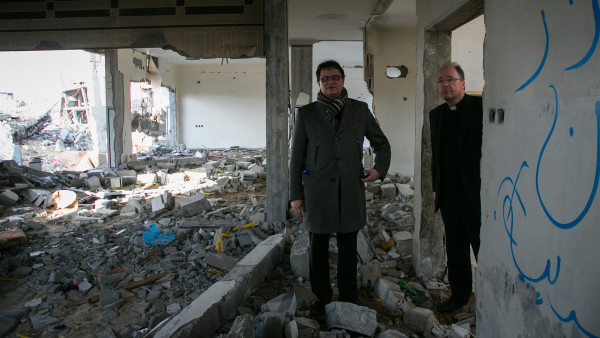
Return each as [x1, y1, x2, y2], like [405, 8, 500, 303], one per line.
[393, 231, 413, 256]
[404, 307, 439, 336]
[325, 302, 377, 337]
[380, 183, 397, 199]
[261, 292, 297, 318]
[357, 230, 372, 264]
[178, 193, 212, 217]
[0, 229, 27, 248]
[153, 234, 285, 338]
[378, 330, 409, 338]
[219, 314, 255, 338]
[395, 184, 414, 198]
[254, 311, 287, 338]
[205, 251, 238, 272]
[290, 231, 309, 281]
[50, 190, 77, 209]
[152, 192, 173, 213]
[0, 189, 19, 206]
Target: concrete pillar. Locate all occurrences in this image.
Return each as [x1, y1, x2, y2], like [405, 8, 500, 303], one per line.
[105, 49, 125, 167]
[88, 52, 108, 166]
[264, 0, 289, 224]
[290, 45, 313, 126]
[413, 30, 450, 279]
[168, 89, 178, 147]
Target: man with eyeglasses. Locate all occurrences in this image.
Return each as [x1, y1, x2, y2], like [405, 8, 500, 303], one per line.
[289, 60, 391, 314]
[429, 62, 483, 313]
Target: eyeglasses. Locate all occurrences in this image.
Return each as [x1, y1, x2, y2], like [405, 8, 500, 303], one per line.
[319, 75, 343, 82]
[436, 78, 462, 85]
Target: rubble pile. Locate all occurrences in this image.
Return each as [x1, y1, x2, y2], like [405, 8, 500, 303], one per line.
[0, 146, 476, 338]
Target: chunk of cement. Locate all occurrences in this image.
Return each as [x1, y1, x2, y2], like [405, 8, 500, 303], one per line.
[378, 330, 409, 338]
[395, 184, 414, 198]
[449, 324, 472, 338]
[261, 292, 297, 318]
[380, 183, 396, 199]
[221, 314, 255, 338]
[285, 320, 298, 338]
[179, 193, 212, 217]
[0, 189, 19, 206]
[393, 231, 412, 256]
[325, 302, 377, 337]
[254, 311, 287, 338]
[152, 192, 174, 213]
[404, 307, 439, 336]
[205, 252, 238, 272]
[357, 230, 372, 263]
[29, 314, 59, 330]
[290, 231, 309, 280]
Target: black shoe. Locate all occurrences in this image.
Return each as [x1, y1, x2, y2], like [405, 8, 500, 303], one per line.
[437, 299, 467, 313]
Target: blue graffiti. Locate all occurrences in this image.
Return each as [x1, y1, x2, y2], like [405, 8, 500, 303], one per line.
[496, 161, 562, 284]
[515, 10, 549, 92]
[549, 297, 599, 338]
[565, 0, 600, 70]
[535, 85, 600, 229]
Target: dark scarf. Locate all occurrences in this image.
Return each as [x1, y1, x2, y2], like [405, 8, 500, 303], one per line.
[317, 87, 348, 130]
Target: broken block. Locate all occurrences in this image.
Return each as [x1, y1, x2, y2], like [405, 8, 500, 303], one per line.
[240, 170, 258, 182]
[205, 252, 237, 272]
[404, 307, 439, 336]
[178, 194, 212, 217]
[249, 165, 266, 177]
[0, 229, 27, 248]
[290, 231, 310, 280]
[378, 330, 409, 338]
[395, 183, 414, 198]
[224, 314, 255, 338]
[261, 293, 297, 318]
[325, 302, 377, 337]
[110, 177, 122, 188]
[152, 192, 173, 213]
[254, 311, 286, 338]
[393, 231, 413, 256]
[85, 176, 102, 189]
[0, 189, 19, 206]
[236, 161, 252, 170]
[116, 169, 136, 177]
[380, 183, 397, 199]
[356, 230, 372, 263]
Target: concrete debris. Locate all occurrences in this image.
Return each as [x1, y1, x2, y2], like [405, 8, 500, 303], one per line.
[0, 146, 468, 338]
[325, 301, 377, 337]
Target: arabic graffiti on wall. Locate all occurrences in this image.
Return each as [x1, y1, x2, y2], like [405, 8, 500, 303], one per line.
[495, 1, 600, 337]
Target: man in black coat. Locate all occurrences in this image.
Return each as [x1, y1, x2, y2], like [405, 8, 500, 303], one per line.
[289, 60, 391, 311]
[429, 62, 483, 313]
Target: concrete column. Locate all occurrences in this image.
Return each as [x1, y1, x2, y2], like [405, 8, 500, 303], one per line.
[413, 30, 450, 279]
[168, 89, 177, 147]
[265, 0, 289, 224]
[290, 45, 313, 117]
[105, 49, 125, 167]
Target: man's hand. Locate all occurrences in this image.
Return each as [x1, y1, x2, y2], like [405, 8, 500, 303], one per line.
[361, 169, 381, 183]
[291, 200, 305, 218]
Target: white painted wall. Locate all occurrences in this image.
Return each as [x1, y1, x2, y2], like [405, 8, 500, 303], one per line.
[367, 27, 416, 176]
[478, 0, 600, 336]
[177, 63, 266, 148]
[451, 14, 484, 92]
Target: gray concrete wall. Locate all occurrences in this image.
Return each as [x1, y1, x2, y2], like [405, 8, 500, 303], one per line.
[478, 0, 600, 336]
[366, 27, 417, 177]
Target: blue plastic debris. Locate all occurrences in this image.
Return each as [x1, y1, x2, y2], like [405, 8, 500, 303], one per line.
[142, 224, 174, 245]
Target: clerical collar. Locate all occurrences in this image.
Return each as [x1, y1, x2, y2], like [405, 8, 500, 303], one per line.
[449, 106, 457, 110]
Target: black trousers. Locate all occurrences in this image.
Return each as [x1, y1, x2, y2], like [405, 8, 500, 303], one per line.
[309, 230, 359, 303]
[440, 191, 480, 303]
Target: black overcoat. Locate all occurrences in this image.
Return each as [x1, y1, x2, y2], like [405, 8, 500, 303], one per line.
[429, 94, 483, 216]
[289, 98, 391, 234]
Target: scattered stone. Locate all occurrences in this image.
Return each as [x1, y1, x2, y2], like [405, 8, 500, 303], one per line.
[325, 302, 377, 337]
